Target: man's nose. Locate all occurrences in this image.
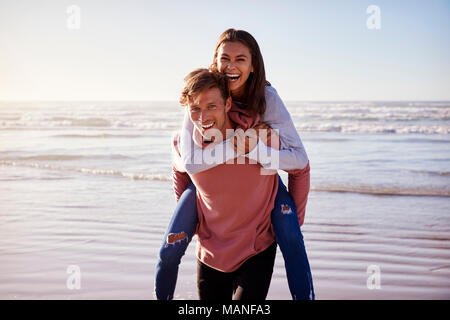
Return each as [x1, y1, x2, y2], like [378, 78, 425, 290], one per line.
[199, 110, 209, 122]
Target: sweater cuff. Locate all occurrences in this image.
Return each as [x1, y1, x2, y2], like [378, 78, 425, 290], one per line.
[246, 139, 280, 169]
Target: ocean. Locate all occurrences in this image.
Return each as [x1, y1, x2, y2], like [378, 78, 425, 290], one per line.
[0, 100, 449, 299]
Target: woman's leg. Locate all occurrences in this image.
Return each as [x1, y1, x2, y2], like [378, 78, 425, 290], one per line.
[271, 176, 315, 300]
[154, 183, 198, 300]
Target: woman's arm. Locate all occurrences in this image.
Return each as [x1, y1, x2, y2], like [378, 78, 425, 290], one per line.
[247, 86, 310, 225]
[252, 86, 309, 170]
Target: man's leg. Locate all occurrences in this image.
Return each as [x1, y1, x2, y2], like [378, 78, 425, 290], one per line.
[155, 183, 198, 300]
[232, 242, 277, 300]
[197, 260, 234, 300]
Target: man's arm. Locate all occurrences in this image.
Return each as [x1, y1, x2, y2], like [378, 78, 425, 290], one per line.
[242, 123, 309, 226]
[286, 163, 310, 226]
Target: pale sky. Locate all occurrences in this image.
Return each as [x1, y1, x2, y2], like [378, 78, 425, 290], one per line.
[0, 0, 449, 101]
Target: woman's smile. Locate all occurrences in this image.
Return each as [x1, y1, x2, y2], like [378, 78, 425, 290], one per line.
[217, 41, 254, 99]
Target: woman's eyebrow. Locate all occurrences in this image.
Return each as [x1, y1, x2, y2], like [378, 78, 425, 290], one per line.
[220, 53, 248, 58]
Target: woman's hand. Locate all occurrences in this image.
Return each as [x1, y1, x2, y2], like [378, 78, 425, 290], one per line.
[254, 122, 280, 150]
[232, 128, 258, 155]
[231, 122, 280, 155]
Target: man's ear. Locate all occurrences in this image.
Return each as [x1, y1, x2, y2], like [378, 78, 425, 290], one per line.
[225, 96, 232, 112]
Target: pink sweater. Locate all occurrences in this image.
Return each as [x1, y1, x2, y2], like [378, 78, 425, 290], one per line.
[192, 156, 278, 272]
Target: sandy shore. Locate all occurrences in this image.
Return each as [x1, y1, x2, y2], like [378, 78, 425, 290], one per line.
[1, 177, 449, 300]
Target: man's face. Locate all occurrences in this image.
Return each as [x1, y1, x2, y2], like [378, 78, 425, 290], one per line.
[188, 87, 232, 139]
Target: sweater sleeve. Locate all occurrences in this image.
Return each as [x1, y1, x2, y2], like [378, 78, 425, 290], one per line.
[258, 86, 309, 170]
[171, 132, 192, 202]
[286, 163, 310, 226]
[172, 165, 192, 202]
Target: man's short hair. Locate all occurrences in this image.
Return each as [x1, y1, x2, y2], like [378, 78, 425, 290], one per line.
[179, 68, 230, 106]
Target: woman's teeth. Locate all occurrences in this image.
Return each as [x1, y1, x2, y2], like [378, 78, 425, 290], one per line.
[226, 74, 240, 81]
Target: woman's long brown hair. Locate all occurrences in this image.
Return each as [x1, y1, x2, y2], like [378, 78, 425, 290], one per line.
[210, 28, 271, 117]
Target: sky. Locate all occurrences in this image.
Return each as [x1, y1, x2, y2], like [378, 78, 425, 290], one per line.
[0, 0, 449, 101]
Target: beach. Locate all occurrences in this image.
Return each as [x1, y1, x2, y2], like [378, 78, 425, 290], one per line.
[0, 100, 449, 299]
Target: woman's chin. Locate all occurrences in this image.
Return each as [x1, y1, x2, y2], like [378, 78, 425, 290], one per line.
[231, 84, 245, 98]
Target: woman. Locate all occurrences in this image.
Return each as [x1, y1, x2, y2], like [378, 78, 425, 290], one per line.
[155, 28, 314, 300]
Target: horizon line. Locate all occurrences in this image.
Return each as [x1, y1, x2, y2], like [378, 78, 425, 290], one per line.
[1, 99, 450, 103]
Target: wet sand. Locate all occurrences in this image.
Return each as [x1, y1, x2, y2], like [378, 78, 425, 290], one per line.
[1, 178, 448, 300]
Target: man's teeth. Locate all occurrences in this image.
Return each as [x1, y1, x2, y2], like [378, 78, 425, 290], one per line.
[202, 122, 214, 129]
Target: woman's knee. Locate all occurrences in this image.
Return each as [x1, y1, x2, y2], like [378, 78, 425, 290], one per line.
[158, 236, 189, 266]
[274, 178, 297, 214]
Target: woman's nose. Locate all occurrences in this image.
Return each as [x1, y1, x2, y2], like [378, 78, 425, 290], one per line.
[226, 61, 235, 71]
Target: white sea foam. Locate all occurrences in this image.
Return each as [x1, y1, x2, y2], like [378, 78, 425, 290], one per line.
[0, 160, 171, 181]
[295, 123, 450, 134]
[2, 160, 448, 197]
[311, 185, 450, 197]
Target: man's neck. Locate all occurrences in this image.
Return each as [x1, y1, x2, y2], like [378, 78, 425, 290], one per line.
[223, 115, 236, 139]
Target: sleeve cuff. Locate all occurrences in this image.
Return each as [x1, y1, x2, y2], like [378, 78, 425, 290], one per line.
[246, 139, 280, 169]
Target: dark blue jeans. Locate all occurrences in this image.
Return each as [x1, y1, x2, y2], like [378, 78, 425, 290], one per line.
[154, 177, 314, 300]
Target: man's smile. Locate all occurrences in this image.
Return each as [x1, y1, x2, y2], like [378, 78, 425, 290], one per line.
[201, 122, 215, 129]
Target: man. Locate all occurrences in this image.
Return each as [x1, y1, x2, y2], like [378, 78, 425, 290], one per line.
[172, 68, 279, 300]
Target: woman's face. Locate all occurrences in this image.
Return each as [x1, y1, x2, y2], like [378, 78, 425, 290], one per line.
[217, 41, 254, 99]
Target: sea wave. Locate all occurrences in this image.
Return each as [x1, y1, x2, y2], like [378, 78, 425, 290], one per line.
[2, 160, 448, 196]
[0, 119, 180, 131]
[49, 117, 111, 127]
[2, 121, 448, 134]
[1, 154, 132, 161]
[0, 160, 171, 181]
[407, 170, 450, 176]
[311, 185, 450, 197]
[52, 133, 145, 139]
[294, 123, 450, 134]
[1, 101, 449, 134]
[290, 110, 450, 122]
